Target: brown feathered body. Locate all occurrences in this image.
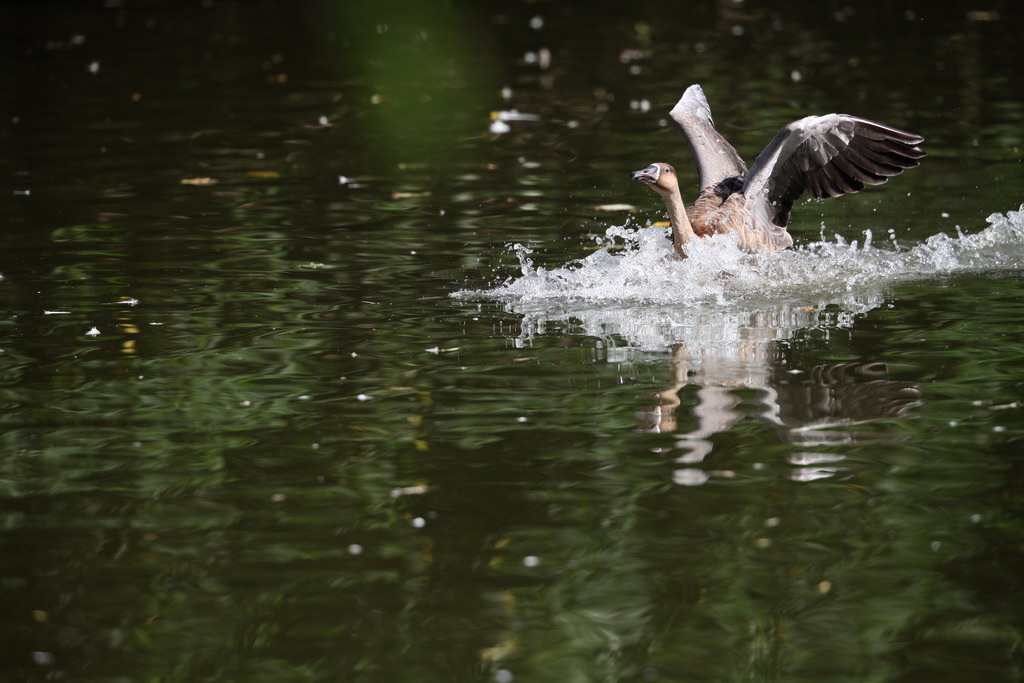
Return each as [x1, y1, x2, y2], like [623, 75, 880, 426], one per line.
[684, 179, 779, 253]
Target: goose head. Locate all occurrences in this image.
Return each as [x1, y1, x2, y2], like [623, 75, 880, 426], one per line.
[630, 163, 680, 198]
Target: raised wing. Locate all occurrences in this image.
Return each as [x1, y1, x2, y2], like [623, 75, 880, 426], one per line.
[669, 84, 747, 191]
[743, 114, 925, 228]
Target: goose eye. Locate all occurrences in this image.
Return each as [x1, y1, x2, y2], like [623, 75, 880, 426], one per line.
[663, 168, 672, 174]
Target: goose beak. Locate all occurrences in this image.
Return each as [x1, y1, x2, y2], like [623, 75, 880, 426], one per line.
[631, 165, 659, 184]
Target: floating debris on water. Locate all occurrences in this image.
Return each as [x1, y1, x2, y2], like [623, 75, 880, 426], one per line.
[594, 204, 638, 212]
[491, 109, 540, 122]
[489, 108, 540, 134]
[391, 484, 429, 498]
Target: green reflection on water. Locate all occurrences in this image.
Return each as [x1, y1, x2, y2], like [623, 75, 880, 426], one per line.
[2, 0, 1024, 681]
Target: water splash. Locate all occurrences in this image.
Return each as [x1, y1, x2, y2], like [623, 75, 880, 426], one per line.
[460, 208, 1024, 310]
[455, 207, 1024, 353]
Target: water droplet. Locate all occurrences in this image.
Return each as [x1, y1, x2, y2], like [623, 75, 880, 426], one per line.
[32, 652, 55, 666]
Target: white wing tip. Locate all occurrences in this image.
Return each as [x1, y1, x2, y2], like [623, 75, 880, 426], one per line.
[671, 84, 711, 123]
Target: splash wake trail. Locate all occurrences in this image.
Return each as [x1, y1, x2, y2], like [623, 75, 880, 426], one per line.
[457, 207, 1024, 311]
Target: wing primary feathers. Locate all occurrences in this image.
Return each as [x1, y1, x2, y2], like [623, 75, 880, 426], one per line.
[743, 113, 925, 227]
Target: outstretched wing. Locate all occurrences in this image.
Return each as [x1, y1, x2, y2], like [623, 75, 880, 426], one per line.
[669, 84, 747, 191]
[743, 114, 925, 228]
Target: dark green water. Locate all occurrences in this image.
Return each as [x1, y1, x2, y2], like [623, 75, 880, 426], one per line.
[2, 1, 1023, 681]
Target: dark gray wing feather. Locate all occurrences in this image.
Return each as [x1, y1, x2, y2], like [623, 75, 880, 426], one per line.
[742, 114, 925, 228]
[669, 84, 747, 191]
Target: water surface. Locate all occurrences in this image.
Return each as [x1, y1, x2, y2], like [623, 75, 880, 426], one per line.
[2, 1, 1023, 681]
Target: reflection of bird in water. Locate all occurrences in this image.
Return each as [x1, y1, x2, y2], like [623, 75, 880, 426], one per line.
[772, 362, 921, 444]
[639, 346, 921, 465]
[631, 84, 925, 257]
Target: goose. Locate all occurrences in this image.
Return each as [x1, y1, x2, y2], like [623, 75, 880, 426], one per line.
[631, 85, 925, 257]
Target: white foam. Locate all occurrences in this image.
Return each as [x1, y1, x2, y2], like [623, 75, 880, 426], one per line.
[462, 207, 1024, 307]
[455, 207, 1024, 354]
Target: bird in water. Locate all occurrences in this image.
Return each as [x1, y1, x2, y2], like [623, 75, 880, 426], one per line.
[631, 84, 925, 257]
